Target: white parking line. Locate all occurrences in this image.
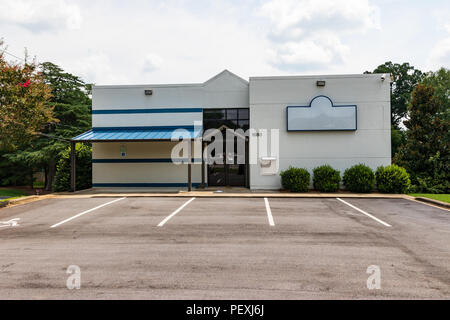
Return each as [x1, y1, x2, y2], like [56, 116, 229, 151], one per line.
[157, 197, 195, 227]
[264, 197, 275, 226]
[336, 198, 391, 227]
[50, 197, 126, 228]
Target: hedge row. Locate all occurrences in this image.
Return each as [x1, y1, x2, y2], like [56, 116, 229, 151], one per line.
[280, 164, 410, 194]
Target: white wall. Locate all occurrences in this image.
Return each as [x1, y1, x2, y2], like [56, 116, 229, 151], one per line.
[249, 74, 391, 189]
[92, 141, 203, 187]
[90, 71, 391, 190]
[92, 70, 248, 111]
[92, 111, 202, 128]
[90, 70, 247, 187]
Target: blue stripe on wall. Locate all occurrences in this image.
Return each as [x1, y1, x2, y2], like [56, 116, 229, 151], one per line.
[93, 183, 203, 188]
[92, 108, 203, 114]
[92, 158, 202, 163]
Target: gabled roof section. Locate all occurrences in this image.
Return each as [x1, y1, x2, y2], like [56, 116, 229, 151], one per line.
[93, 69, 248, 89]
[203, 69, 249, 90]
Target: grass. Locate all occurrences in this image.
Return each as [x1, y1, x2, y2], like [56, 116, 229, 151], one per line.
[0, 188, 28, 202]
[33, 181, 45, 188]
[410, 193, 450, 204]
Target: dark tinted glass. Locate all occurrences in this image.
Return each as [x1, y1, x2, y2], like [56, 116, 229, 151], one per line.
[225, 119, 238, 129]
[204, 108, 249, 129]
[226, 109, 238, 120]
[238, 120, 249, 130]
[238, 109, 249, 119]
[204, 109, 225, 120]
[204, 120, 222, 130]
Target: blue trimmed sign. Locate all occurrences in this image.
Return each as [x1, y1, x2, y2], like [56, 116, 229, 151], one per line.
[287, 96, 357, 131]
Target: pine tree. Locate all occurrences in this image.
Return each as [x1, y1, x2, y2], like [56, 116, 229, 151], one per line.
[395, 84, 449, 193]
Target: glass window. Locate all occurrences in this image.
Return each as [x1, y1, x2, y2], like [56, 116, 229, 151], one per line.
[238, 109, 249, 120]
[204, 120, 222, 130]
[238, 120, 249, 130]
[226, 109, 238, 120]
[225, 119, 238, 129]
[204, 109, 225, 120]
[204, 108, 249, 129]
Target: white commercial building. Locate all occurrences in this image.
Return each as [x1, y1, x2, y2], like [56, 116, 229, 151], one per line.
[72, 70, 391, 190]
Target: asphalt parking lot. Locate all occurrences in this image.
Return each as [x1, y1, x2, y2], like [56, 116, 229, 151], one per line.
[0, 196, 449, 299]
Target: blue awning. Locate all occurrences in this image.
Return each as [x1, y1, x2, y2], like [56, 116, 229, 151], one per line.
[72, 126, 202, 141]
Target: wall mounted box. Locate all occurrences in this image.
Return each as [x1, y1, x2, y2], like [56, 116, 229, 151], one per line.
[260, 157, 277, 175]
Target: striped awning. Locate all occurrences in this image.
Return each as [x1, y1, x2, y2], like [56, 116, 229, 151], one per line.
[72, 126, 202, 142]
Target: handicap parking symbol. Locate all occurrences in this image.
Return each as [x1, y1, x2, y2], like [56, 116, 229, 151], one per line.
[0, 218, 20, 228]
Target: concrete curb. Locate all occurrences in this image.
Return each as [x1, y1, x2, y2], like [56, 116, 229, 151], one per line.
[52, 192, 407, 199]
[415, 197, 450, 209]
[0, 194, 53, 209]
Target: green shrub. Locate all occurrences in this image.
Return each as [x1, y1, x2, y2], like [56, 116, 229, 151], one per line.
[313, 165, 341, 192]
[53, 143, 92, 192]
[343, 164, 375, 193]
[375, 165, 411, 193]
[280, 167, 310, 192]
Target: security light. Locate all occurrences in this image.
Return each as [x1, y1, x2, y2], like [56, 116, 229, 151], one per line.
[316, 80, 326, 87]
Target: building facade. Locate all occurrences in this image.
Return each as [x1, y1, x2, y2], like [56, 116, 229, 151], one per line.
[73, 70, 391, 190]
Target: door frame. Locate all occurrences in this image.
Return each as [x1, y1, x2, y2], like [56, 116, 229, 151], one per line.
[206, 138, 249, 188]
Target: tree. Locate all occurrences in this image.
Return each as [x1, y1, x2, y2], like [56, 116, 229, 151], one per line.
[391, 125, 406, 157]
[1, 52, 92, 190]
[53, 143, 92, 192]
[24, 62, 92, 190]
[366, 62, 423, 128]
[394, 84, 449, 193]
[421, 68, 449, 116]
[37, 63, 92, 190]
[0, 41, 55, 151]
[40, 62, 91, 105]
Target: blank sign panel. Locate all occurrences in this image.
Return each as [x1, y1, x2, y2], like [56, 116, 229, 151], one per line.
[287, 96, 357, 131]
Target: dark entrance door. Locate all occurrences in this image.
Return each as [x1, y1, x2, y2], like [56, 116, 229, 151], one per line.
[206, 140, 247, 187]
[204, 108, 249, 187]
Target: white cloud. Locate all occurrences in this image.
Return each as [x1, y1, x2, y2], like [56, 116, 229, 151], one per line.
[2, 0, 446, 84]
[0, 0, 82, 32]
[260, 0, 380, 71]
[68, 52, 128, 84]
[428, 38, 450, 70]
[142, 54, 163, 73]
[427, 22, 450, 70]
[267, 32, 350, 70]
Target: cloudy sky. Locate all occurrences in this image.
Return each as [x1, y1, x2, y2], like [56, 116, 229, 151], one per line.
[1, 0, 449, 84]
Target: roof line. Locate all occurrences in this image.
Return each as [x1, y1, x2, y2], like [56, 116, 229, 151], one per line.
[250, 73, 388, 80]
[94, 69, 248, 89]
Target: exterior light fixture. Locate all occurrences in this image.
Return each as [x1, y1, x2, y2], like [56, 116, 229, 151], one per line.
[144, 89, 153, 95]
[316, 80, 326, 87]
